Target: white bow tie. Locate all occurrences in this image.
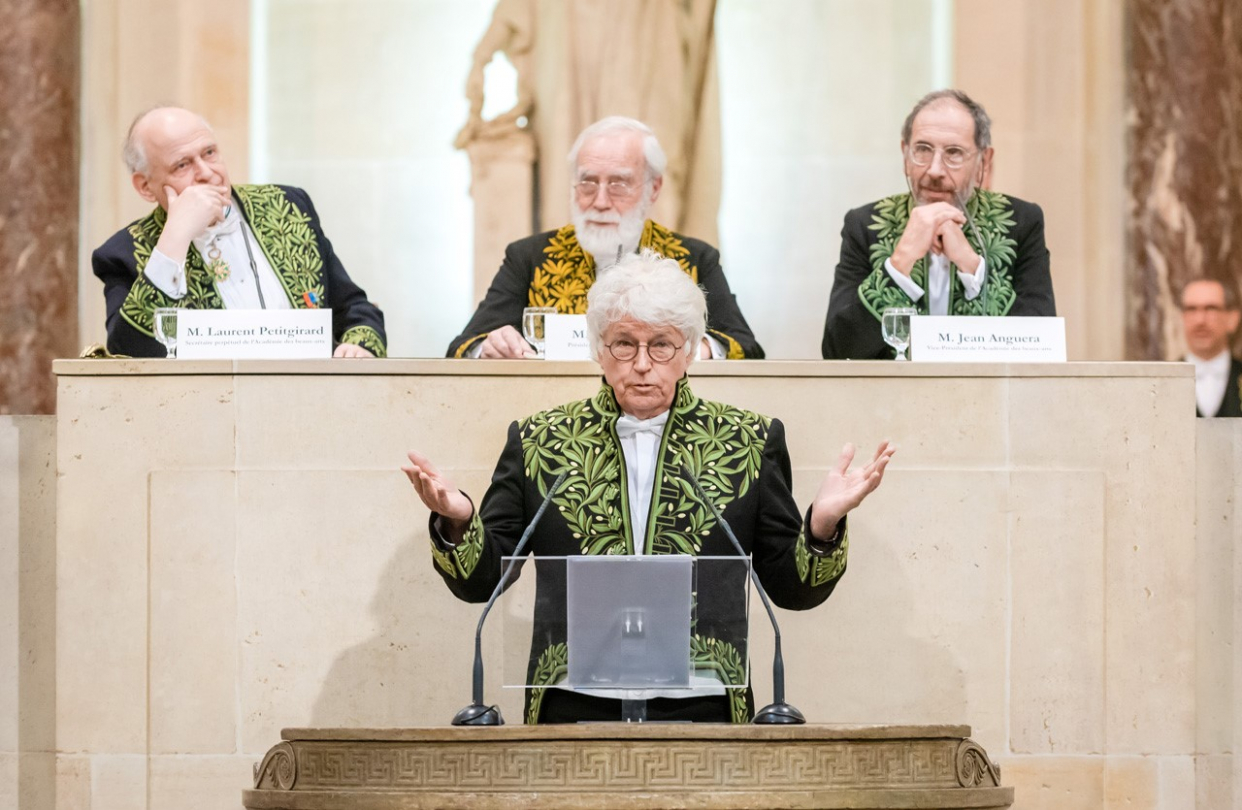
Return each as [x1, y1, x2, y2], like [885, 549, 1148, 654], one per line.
[615, 412, 669, 439]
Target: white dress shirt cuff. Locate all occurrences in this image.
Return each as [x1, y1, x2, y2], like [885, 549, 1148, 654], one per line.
[144, 248, 188, 299]
[884, 258, 925, 302]
[958, 257, 988, 301]
[704, 335, 727, 360]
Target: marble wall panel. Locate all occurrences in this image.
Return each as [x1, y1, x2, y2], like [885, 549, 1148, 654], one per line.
[1, 421, 18, 756]
[758, 469, 1010, 757]
[1, 416, 57, 810]
[147, 756, 255, 810]
[234, 469, 497, 753]
[55, 374, 236, 753]
[1001, 755, 1104, 810]
[689, 374, 1011, 470]
[1126, 0, 1242, 359]
[89, 755, 147, 810]
[149, 471, 238, 754]
[1104, 756, 1197, 810]
[1008, 471, 1106, 755]
[1009, 375, 1196, 754]
[232, 369, 601, 470]
[53, 754, 89, 810]
[0, 0, 79, 414]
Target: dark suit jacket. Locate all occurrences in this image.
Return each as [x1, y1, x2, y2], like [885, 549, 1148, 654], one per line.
[447, 222, 764, 359]
[822, 192, 1056, 359]
[1198, 357, 1242, 417]
[428, 379, 845, 724]
[91, 184, 386, 357]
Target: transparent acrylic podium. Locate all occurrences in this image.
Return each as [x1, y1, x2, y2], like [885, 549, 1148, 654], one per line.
[501, 555, 751, 722]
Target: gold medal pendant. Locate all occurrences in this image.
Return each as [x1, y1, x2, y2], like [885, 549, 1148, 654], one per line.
[207, 241, 230, 283]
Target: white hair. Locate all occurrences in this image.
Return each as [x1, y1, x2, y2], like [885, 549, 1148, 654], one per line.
[586, 249, 706, 362]
[567, 116, 668, 181]
[122, 105, 213, 174]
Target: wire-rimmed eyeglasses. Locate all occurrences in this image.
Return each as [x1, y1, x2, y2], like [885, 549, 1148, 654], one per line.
[605, 339, 681, 363]
[573, 179, 639, 199]
[906, 142, 976, 169]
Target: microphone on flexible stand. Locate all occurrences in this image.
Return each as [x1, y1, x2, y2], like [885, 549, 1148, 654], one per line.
[451, 470, 569, 726]
[679, 465, 806, 724]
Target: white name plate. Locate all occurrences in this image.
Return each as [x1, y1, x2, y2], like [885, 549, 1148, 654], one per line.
[544, 314, 593, 361]
[177, 309, 333, 359]
[910, 316, 1066, 362]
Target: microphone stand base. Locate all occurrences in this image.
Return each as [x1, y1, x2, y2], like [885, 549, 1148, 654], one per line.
[752, 701, 806, 725]
[451, 703, 504, 726]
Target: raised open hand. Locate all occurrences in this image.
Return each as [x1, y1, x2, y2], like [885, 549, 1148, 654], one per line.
[402, 450, 474, 524]
[809, 440, 896, 540]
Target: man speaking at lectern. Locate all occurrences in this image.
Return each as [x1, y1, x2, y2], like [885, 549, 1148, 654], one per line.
[405, 251, 893, 724]
[92, 106, 387, 358]
[822, 89, 1056, 359]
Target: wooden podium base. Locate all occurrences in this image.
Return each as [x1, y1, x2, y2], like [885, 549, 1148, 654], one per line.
[244, 724, 1013, 809]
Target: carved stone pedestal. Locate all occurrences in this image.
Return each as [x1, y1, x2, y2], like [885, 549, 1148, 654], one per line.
[245, 724, 1012, 809]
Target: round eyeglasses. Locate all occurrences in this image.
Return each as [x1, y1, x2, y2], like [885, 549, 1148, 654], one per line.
[907, 143, 976, 169]
[605, 339, 681, 363]
[574, 179, 638, 199]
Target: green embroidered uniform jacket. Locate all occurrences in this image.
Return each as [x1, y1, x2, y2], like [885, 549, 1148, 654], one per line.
[1198, 357, 1242, 417]
[822, 191, 1056, 359]
[91, 184, 387, 357]
[429, 379, 848, 724]
[447, 221, 764, 359]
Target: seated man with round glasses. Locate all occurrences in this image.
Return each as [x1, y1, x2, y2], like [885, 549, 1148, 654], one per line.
[447, 116, 763, 360]
[822, 89, 1056, 359]
[407, 250, 893, 723]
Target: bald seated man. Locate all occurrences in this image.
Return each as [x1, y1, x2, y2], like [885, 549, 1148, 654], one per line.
[92, 106, 387, 358]
[447, 116, 762, 360]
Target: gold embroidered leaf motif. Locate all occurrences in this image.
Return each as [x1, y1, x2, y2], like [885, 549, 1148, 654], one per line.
[453, 512, 486, 579]
[859, 190, 1021, 320]
[525, 643, 568, 724]
[691, 636, 750, 723]
[234, 185, 324, 308]
[520, 402, 627, 556]
[119, 208, 223, 335]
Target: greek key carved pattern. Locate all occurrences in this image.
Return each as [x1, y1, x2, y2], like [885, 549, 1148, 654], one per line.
[254, 742, 298, 790]
[289, 740, 959, 791]
[955, 739, 1002, 788]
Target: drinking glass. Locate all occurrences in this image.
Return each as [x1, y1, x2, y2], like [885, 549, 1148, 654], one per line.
[154, 307, 179, 358]
[522, 307, 557, 358]
[881, 307, 915, 361]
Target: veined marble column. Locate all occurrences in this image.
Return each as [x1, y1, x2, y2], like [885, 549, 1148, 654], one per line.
[0, 0, 79, 414]
[1127, 0, 1242, 359]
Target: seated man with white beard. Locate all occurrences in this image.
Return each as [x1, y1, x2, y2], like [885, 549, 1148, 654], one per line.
[446, 116, 764, 359]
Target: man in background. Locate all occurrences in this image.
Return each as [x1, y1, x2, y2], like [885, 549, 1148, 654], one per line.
[447, 116, 762, 360]
[822, 89, 1055, 360]
[93, 106, 386, 358]
[1181, 278, 1241, 417]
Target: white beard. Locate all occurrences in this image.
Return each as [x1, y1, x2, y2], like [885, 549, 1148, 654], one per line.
[572, 202, 648, 268]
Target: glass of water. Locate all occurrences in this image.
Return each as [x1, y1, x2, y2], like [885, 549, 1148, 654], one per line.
[522, 307, 557, 358]
[154, 307, 179, 358]
[881, 307, 916, 361]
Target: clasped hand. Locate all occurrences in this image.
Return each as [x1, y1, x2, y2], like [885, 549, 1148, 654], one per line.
[890, 202, 981, 276]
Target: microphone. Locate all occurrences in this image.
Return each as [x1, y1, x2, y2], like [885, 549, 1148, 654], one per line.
[953, 188, 988, 314]
[679, 465, 806, 725]
[451, 470, 569, 726]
